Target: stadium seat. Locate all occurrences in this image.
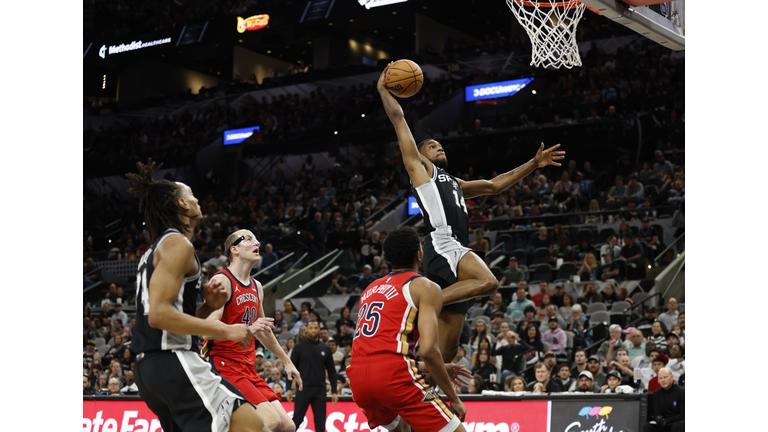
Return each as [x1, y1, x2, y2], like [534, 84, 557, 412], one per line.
[97, 344, 111, 357]
[533, 264, 552, 283]
[315, 308, 329, 319]
[598, 228, 617, 243]
[327, 313, 340, 324]
[610, 301, 631, 314]
[491, 266, 503, 280]
[576, 229, 593, 245]
[542, 341, 552, 353]
[502, 315, 515, 325]
[278, 332, 293, 344]
[469, 308, 487, 319]
[511, 249, 528, 265]
[533, 248, 551, 265]
[586, 303, 607, 315]
[463, 344, 472, 359]
[94, 337, 106, 347]
[557, 262, 576, 280]
[589, 311, 610, 327]
[331, 307, 344, 314]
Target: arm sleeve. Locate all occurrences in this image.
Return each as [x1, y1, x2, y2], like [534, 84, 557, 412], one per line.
[326, 346, 337, 394]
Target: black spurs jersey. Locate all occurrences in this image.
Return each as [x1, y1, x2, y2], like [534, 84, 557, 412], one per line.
[411, 164, 470, 246]
[131, 228, 203, 354]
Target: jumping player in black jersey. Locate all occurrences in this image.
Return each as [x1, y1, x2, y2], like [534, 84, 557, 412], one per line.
[127, 159, 274, 432]
[377, 64, 565, 362]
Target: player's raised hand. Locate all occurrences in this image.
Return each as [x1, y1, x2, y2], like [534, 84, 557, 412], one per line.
[444, 364, 473, 387]
[534, 143, 566, 168]
[202, 277, 228, 310]
[248, 317, 275, 334]
[377, 62, 393, 94]
[285, 362, 303, 391]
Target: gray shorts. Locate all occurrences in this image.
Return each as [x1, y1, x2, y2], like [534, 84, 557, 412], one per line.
[422, 226, 472, 314]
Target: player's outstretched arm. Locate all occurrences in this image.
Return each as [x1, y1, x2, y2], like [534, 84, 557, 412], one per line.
[458, 143, 565, 199]
[252, 281, 304, 391]
[377, 64, 431, 188]
[411, 277, 467, 421]
[148, 236, 253, 348]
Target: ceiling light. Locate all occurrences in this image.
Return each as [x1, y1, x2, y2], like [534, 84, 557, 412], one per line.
[267, 50, 272, 53]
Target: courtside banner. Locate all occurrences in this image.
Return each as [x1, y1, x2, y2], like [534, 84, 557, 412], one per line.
[548, 400, 641, 432]
[465, 78, 533, 102]
[83, 399, 549, 432]
[281, 401, 550, 432]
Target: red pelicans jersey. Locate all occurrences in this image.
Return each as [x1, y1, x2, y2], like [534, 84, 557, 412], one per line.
[202, 268, 260, 365]
[351, 271, 422, 359]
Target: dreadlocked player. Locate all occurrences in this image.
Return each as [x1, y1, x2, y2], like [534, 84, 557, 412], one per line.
[127, 159, 273, 432]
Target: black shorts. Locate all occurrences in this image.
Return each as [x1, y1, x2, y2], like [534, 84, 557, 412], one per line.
[422, 228, 472, 314]
[135, 350, 250, 432]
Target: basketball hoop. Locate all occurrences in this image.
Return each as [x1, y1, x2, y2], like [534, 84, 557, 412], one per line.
[506, 0, 592, 69]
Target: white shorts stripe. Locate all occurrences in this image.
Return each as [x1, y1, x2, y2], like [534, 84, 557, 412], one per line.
[176, 351, 220, 432]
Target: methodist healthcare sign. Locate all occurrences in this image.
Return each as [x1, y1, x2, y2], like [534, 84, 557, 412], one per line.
[465, 78, 534, 102]
[98, 37, 172, 59]
[223, 126, 260, 145]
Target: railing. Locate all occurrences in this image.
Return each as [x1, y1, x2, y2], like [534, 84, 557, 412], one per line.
[365, 192, 406, 224]
[252, 252, 295, 278]
[654, 232, 684, 264]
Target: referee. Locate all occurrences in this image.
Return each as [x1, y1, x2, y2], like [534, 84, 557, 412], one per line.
[290, 320, 337, 432]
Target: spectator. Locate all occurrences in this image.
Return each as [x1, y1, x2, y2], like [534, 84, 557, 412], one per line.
[536, 293, 553, 321]
[507, 284, 535, 319]
[522, 324, 545, 366]
[334, 307, 353, 334]
[84, 340, 99, 368]
[676, 312, 685, 342]
[328, 339, 344, 368]
[83, 258, 101, 288]
[666, 345, 685, 381]
[541, 317, 568, 355]
[283, 301, 299, 325]
[568, 304, 592, 347]
[471, 348, 496, 385]
[530, 282, 551, 308]
[527, 363, 561, 394]
[451, 345, 471, 369]
[570, 349, 588, 377]
[645, 368, 684, 432]
[576, 253, 599, 281]
[652, 150, 675, 182]
[626, 329, 647, 361]
[484, 293, 507, 318]
[572, 370, 600, 393]
[598, 253, 622, 281]
[551, 284, 566, 308]
[621, 173, 645, 205]
[637, 307, 665, 337]
[305, 212, 327, 260]
[619, 233, 645, 279]
[576, 283, 603, 309]
[470, 229, 490, 252]
[356, 265, 376, 292]
[606, 176, 626, 208]
[602, 283, 619, 309]
[272, 310, 288, 335]
[469, 320, 493, 354]
[555, 364, 575, 392]
[538, 305, 567, 333]
[507, 376, 528, 392]
[586, 355, 607, 387]
[597, 324, 628, 362]
[107, 377, 121, 395]
[648, 321, 668, 353]
[499, 257, 526, 285]
[489, 311, 506, 337]
[290, 310, 311, 336]
[468, 374, 487, 394]
[658, 298, 680, 330]
[332, 320, 354, 347]
[492, 330, 526, 382]
[516, 306, 537, 334]
[267, 368, 287, 391]
[119, 371, 138, 394]
[260, 243, 279, 278]
[601, 370, 623, 394]
[632, 343, 659, 370]
[203, 246, 227, 270]
[600, 236, 621, 261]
[110, 303, 128, 331]
[558, 294, 575, 320]
[529, 227, 551, 252]
[84, 374, 98, 395]
[646, 355, 669, 392]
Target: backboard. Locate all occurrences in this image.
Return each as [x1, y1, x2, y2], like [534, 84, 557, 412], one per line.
[579, 0, 684, 50]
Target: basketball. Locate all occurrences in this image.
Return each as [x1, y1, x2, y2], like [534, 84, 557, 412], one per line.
[385, 59, 423, 98]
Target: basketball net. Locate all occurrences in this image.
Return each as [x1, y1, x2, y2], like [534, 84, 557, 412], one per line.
[506, 0, 587, 69]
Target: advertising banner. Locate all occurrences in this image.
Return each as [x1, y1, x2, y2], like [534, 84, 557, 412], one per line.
[549, 400, 641, 432]
[223, 126, 261, 145]
[83, 397, 641, 432]
[465, 78, 534, 102]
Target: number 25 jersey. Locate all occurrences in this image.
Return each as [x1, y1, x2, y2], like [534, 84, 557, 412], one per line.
[351, 271, 423, 359]
[411, 164, 470, 246]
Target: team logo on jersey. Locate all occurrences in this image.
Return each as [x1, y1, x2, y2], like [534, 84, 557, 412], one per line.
[221, 361, 225, 366]
[421, 388, 438, 403]
[234, 287, 241, 293]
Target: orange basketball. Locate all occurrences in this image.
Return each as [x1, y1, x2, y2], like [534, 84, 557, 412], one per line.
[385, 59, 424, 98]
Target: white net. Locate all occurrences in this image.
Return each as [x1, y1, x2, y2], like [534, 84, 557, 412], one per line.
[506, 0, 587, 69]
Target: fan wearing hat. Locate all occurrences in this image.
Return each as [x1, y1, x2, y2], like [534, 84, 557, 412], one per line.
[601, 370, 623, 393]
[332, 320, 354, 347]
[499, 256, 526, 286]
[647, 354, 670, 392]
[586, 355, 607, 387]
[356, 265, 376, 292]
[637, 307, 667, 338]
[542, 318, 568, 355]
[203, 244, 228, 271]
[572, 370, 600, 393]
